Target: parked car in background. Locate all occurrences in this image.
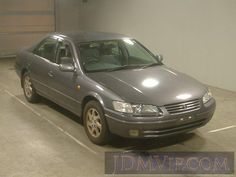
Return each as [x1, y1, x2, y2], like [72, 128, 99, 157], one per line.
[15, 31, 216, 145]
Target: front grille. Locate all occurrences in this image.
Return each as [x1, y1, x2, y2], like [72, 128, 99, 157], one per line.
[165, 99, 201, 115]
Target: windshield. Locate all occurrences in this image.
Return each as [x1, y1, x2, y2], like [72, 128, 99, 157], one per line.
[77, 39, 161, 72]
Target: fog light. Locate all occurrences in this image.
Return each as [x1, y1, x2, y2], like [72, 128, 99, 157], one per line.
[129, 129, 139, 137]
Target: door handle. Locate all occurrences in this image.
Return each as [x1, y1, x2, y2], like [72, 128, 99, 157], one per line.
[48, 71, 54, 77]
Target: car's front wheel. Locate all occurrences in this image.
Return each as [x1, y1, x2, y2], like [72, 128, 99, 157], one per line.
[22, 72, 40, 103]
[83, 100, 110, 145]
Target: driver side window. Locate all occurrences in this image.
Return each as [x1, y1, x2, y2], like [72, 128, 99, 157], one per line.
[57, 41, 74, 65]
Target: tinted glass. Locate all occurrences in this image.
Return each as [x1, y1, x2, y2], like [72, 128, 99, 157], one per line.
[123, 39, 157, 64]
[34, 37, 58, 62]
[57, 41, 73, 65]
[77, 39, 160, 72]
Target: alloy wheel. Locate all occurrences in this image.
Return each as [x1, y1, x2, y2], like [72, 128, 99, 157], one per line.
[24, 76, 33, 98]
[86, 108, 102, 138]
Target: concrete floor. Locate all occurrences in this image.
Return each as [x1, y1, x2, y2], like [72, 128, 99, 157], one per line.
[0, 58, 235, 177]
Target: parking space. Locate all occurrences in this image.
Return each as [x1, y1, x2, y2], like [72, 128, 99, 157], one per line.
[0, 58, 235, 177]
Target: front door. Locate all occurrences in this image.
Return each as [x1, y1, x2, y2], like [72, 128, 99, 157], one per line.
[47, 39, 80, 114]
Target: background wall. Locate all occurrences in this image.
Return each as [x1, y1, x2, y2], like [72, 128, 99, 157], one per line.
[0, 0, 80, 58]
[77, 0, 236, 92]
[55, 0, 80, 31]
[0, 0, 55, 57]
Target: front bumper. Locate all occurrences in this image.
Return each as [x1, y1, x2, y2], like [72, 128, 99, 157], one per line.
[105, 98, 216, 138]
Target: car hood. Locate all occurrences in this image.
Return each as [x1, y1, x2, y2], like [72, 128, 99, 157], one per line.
[87, 65, 207, 106]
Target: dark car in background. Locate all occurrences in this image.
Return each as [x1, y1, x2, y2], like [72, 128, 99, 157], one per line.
[15, 31, 216, 145]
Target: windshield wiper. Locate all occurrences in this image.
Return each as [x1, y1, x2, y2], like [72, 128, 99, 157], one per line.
[106, 65, 142, 72]
[140, 62, 161, 69]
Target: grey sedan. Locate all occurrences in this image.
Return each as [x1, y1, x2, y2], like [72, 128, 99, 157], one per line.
[15, 31, 216, 145]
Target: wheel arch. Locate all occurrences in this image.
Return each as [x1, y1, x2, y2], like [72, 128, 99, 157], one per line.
[20, 68, 28, 87]
[81, 92, 105, 118]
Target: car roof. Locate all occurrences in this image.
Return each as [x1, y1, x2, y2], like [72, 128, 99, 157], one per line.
[51, 31, 130, 43]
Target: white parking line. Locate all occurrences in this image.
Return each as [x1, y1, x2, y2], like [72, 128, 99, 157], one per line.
[208, 125, 236, 133]
[3, 89, 98, 155]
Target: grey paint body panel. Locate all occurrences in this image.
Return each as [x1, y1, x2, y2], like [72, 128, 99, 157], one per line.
[87, 66, 207, 106]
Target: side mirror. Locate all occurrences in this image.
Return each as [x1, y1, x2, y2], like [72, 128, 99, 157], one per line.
[155, 54, 163, 62]
[59, 63, 75, 72]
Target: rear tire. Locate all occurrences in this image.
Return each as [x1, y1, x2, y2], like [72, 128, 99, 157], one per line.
[83, 100, 110, 145]
[22, 72, 40, 103]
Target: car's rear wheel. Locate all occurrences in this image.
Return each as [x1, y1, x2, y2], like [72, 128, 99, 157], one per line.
[83, 100, 110, 145]
[22, 72, 40, 103]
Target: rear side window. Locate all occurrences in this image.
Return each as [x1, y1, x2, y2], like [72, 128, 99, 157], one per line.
[34, 37, 58, 63]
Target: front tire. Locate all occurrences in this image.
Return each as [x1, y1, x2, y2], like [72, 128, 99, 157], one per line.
[22, 72, 40, 103]
[83, 101, 110, 145]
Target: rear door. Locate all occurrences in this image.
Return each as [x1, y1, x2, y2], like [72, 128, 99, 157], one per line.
[31, 37, 58, 96]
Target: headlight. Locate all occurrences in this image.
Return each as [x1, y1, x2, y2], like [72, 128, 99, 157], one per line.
[203, 89, 213, 104]
[112, 101, 133, 113]
[112, 101, 163, 116]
